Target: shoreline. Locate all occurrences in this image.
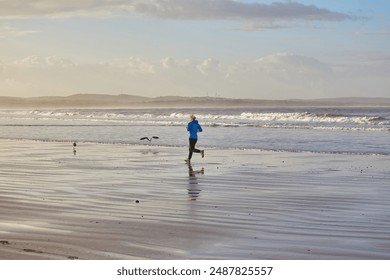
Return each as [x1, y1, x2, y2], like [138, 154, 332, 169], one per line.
[2, 138, 389, 157]
[0, 139, 389, 259]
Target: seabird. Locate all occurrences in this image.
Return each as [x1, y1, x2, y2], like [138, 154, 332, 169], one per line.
[140, 136, 159, 142]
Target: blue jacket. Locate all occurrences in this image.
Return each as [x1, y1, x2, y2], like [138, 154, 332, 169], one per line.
[187, 119, 203, 139]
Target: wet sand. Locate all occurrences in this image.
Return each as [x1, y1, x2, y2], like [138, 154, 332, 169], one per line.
[0, 139, 389, 259]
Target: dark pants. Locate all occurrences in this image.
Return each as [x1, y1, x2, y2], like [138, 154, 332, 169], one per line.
[188, 138, 201, 160]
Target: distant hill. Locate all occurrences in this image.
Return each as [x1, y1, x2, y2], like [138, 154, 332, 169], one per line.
[0, 94, 389, 108]
[316, 97, 390, 105]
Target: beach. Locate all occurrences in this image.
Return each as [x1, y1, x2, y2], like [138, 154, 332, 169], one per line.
[0, 139, 389, 260]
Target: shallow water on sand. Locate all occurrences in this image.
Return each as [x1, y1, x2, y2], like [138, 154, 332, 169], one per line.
[0, 140, 389, 259]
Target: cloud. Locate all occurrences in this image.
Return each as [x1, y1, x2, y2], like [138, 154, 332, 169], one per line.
[127, 57, 156, 74]
[236, 21, 288, 32]
[1, 54, 389, 99]
[130, 0, 350, 21]
[0, 0, 123, 18]
[354, 29, 390, 36]
[0, 24, 39, 38]
[12, 55, 75, 67]
[255, 53, 332, 73]
[196, 58, 221, 75]
[0, 0, 351, 22]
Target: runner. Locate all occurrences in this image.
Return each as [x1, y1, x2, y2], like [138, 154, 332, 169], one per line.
[186, 114, 204, 162]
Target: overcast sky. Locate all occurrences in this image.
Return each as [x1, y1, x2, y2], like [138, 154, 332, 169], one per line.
[1, 0, 389, 99]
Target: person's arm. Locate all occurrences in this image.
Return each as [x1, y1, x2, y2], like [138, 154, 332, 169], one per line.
[198, 124, 203, 132]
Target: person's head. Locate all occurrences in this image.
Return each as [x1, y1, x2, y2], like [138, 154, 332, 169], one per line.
[190, 114, 196, 121]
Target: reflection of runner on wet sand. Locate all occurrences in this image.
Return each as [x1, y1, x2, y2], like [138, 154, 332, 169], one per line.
[187, 162, 204, 201]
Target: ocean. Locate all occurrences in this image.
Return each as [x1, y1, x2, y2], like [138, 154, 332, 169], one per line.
[0, 107, 389, 155]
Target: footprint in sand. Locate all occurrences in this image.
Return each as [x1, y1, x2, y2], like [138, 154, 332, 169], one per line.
[0, 240, 10, 245]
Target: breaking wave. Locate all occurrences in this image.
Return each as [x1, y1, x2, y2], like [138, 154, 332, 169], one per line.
[0, 109, 389, 133]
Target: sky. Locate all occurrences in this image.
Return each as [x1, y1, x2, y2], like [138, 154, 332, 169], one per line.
[0, 0, 389, 100]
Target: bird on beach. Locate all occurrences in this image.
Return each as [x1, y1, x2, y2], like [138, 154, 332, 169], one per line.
[140, 136, 159, 142]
